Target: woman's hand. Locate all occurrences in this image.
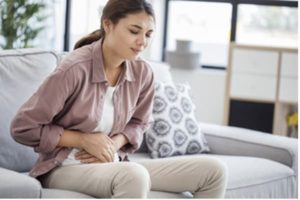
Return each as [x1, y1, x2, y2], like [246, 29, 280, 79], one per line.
[111, 134, 129, 150]
[79, 133, 116, 163]
[75, 149, 102, 163]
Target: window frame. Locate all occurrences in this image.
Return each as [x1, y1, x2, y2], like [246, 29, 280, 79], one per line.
[163, 0, 298, 70]
[64, 0, 71, 51]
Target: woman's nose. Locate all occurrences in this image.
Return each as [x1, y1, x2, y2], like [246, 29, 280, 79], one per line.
[137, 35, 147, 47]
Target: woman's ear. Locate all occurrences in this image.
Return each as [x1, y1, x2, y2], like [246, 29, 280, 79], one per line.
[103, 19, 112, 34]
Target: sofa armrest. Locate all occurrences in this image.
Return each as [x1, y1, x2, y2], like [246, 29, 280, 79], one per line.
[0, 167, 41, 198]
[200, 122, 298, 177]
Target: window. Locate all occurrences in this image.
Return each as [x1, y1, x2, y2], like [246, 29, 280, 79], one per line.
[69, 0, 108, 50]
[166, 1, 232, 68]
[237, 5, 297, 47]
[9, 0, 67, 51]
[164, 0, 298, 69]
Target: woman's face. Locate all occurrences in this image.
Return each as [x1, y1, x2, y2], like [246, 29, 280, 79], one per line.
[104, 11, 155, 60]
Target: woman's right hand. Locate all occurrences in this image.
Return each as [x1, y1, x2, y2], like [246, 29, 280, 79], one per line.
[78, 133, 116, 163]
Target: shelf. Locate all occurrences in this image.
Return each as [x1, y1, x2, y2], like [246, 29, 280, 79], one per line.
[225, 43, 298, 137]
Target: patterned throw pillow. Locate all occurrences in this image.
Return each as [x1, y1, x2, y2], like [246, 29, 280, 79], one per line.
[145, 81, 210, 158]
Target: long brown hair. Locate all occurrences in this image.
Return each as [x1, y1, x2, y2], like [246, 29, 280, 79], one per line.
[74, 0, 155, 50]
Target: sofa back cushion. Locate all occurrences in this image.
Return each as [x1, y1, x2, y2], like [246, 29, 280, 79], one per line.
[145, 61, 174, 84]
[0, 49, 58, 172]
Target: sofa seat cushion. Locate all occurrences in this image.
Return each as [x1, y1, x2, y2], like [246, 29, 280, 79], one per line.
[42, 188, 94, 198]
[130, 153, 296, 198]
[41, 184, 192, 199]
[209, 155, 296, 198]
[0, 167, 41, 198]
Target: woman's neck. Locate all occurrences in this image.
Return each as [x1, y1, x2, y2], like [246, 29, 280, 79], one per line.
[101, 39, 124, 86]
[102, 39, 124, 71]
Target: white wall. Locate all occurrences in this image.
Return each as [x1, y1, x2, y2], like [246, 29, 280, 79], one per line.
[144, 0, 229, 125]
[144, 0, 227, 125]
[170, 68, 226, 125]
[142, 0, 227, 125]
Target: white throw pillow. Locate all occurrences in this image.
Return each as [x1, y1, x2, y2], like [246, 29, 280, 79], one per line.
[145, 81, 210, 158]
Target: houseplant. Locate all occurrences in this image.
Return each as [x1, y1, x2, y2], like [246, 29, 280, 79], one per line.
[0, 0, 46, 49]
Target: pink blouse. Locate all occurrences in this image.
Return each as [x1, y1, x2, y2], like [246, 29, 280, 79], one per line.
[10, 39, 154, 177]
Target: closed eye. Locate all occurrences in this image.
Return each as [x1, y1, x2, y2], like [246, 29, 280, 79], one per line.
[129, 28, 153, 38]
[129, 29, 139, 35]
[146, 32, 153, 38]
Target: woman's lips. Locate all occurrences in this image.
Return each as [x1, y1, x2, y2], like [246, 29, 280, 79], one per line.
[131, 48, 142, 54]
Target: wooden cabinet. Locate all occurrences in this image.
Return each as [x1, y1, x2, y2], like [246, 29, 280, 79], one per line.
[278, 52, 298, 103]
[224, 43, 298, 137]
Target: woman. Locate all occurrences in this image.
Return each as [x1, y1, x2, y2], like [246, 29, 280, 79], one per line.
[11, 0, 227, 198]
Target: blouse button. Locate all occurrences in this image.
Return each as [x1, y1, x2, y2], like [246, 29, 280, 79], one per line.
[54, 160, 60, 165]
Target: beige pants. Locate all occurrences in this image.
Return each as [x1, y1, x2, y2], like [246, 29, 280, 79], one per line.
[42, 156, 228, 198]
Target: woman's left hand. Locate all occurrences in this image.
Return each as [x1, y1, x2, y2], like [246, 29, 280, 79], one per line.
[75, 149, 105, 163]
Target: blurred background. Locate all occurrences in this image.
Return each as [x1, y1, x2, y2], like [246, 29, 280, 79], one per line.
[0, 0, 298, 137]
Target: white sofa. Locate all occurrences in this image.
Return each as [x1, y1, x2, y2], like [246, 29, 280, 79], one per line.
[0, 48, 298, 198]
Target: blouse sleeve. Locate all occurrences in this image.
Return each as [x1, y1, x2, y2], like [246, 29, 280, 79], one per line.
[10, 68, 75, 154]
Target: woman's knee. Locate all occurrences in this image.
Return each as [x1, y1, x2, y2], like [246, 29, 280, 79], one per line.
[125, 162, 151, 186]
[203, 158, 228, 186]
[192, 158, 228, 198]
[210, 158, 227, 173]
[113, 162, 151, 197]
[207, 158, 228, 182]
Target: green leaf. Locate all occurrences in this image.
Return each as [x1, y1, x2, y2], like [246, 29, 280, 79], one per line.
[0, 0, 47, 49]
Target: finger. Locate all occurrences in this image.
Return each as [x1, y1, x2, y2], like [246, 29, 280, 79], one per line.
[75, 150, 91, 159]
[75, 149, 87, 157]
[75, 151, 88, 158]
[88, 158, 103, 163]
[76, 153, 94, 160]
[81, 157, 100, 164]
[106, 145, 115, 161]
[98, 153, 110, 163]
[77, 148, 111, 162]
[108, 146, 115, 161]
[107, 149, 114, 162]
[103, 135, 114, 145]
[108, 137, 114, 144]
[110, 143, 116, 153]
[90, 160, 102, 163]
[101, 151, 113, 162]
[97, 143, 112, 160]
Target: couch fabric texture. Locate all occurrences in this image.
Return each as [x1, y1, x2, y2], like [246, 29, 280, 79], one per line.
[0, 48, 298, 198]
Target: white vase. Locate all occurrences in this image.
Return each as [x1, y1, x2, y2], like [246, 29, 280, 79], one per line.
[176, 40, 192, 53]
[166, 40, 201, 70]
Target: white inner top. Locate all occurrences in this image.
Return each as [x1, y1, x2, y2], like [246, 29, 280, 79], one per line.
[62, 86, 119, 166]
